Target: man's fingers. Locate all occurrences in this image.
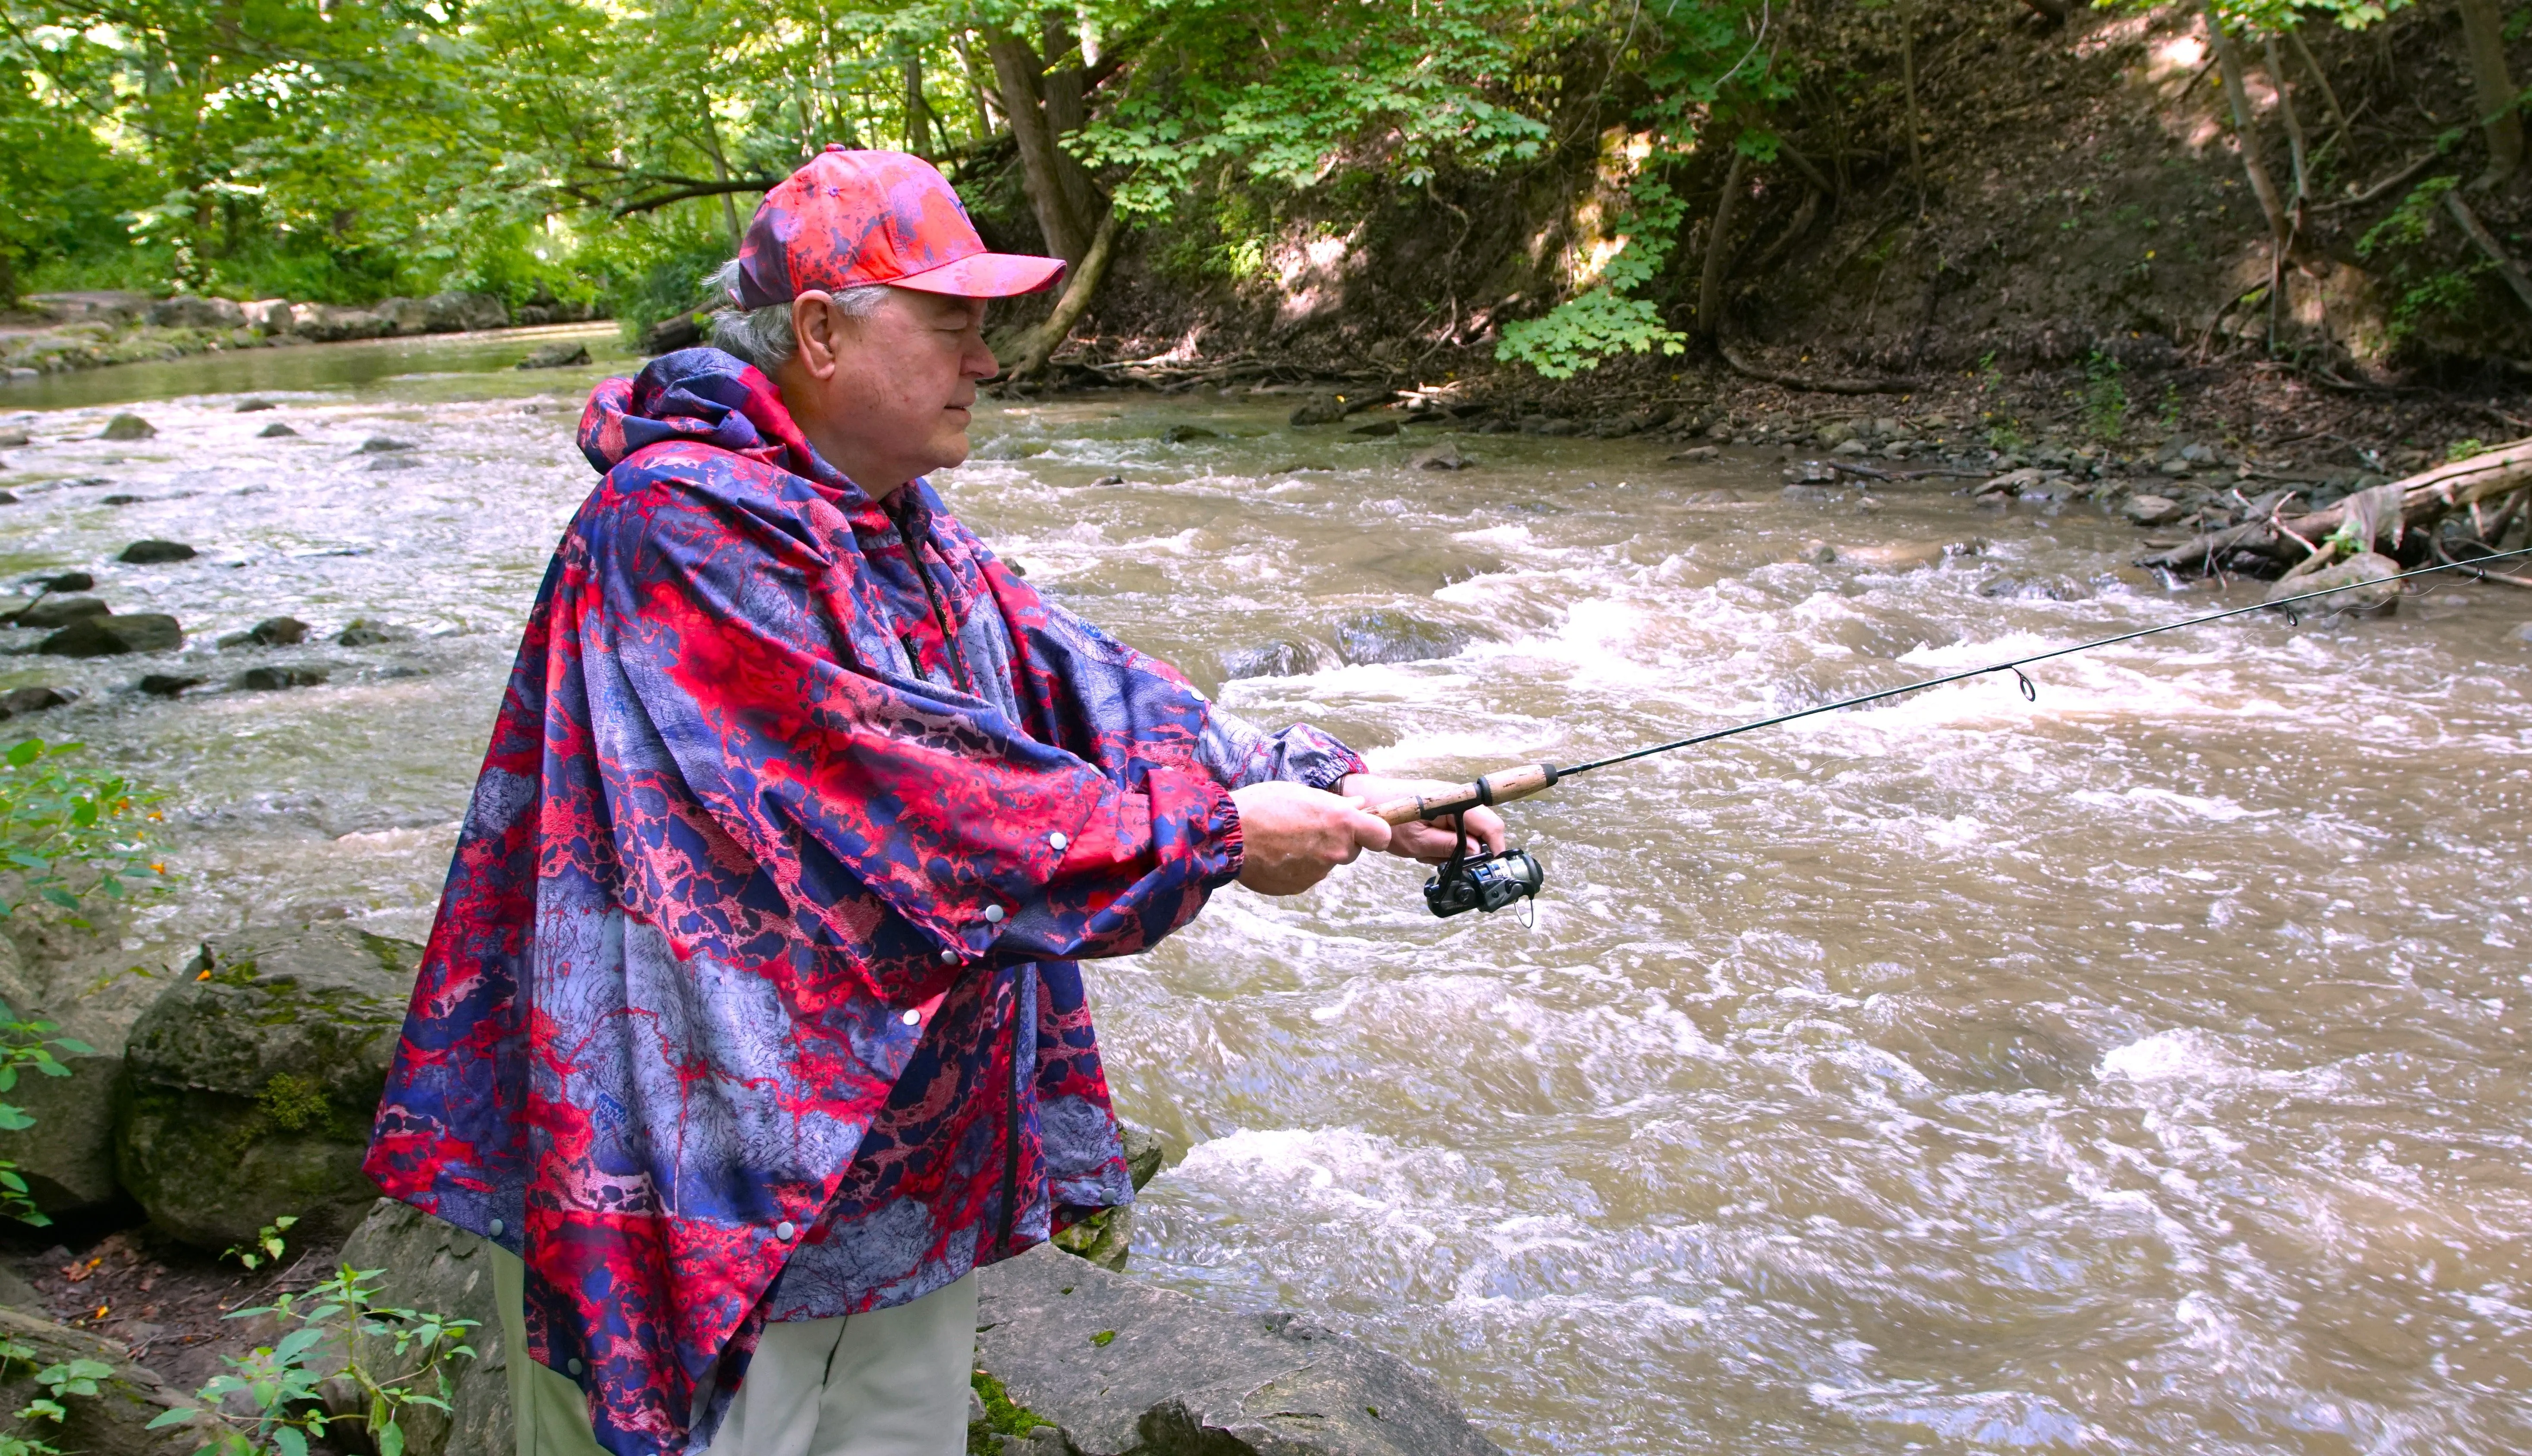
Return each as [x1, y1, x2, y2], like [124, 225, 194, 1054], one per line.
[1346, 809, 1393, 854]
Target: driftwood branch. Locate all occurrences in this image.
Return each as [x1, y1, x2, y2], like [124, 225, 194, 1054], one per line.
[2137, 437, 2532, 572]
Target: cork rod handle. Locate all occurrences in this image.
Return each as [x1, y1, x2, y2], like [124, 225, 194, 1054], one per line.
[1365, 763, 1561, 826]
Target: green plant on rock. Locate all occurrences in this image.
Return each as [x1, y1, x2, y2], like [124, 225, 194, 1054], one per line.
[0, 1340, 117, 1456]
[0, 1001, 95, 1227]
[149, 1264, 477, 1456]
[967, 1369, 1056, 1456]
[0, 738, 165, 925]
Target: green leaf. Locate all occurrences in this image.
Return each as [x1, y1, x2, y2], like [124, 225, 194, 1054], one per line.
[6, 741, 41, 769]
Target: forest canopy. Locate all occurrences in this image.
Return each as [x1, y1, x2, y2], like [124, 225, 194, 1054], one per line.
[0, 0, 2511, 376]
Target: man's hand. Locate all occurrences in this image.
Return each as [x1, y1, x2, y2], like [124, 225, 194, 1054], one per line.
[1336, 775, 1509, 864]
[1231, 781, 1393, 895]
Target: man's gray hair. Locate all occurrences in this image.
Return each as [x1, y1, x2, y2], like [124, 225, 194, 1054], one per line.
[699, 259, 889, 372]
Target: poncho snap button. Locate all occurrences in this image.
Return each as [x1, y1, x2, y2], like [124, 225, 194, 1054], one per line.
[938, 948, 958, 964]
[901, 1009, 920, 1026]
[1048, 831, 1069, 850]
[776, 1221, 797, 1240]
[983, 904, 1005, 924]
[488, 1218, 503, 1237]
[568, 1359, 583, 1377]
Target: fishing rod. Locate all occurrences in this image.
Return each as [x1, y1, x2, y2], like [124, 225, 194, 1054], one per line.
[1379, 543, 2532, 919]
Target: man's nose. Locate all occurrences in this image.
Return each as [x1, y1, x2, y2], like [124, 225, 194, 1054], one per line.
[966, 337, 999, 381]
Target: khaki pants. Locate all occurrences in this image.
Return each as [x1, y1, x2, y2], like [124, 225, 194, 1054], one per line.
[493, 1249, 978, 1456]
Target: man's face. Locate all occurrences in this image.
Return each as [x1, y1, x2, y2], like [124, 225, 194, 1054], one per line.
[781, 287, 996, 494]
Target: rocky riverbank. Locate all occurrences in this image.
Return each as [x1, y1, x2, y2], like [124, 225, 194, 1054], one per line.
[0, 289, 606, 380]
[0, 920, 1505, 1456]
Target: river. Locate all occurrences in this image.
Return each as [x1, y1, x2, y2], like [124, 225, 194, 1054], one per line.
[5, 329, 2527, 1454]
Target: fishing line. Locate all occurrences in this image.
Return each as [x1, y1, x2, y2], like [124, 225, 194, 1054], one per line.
[1380, 543, 2532, 918]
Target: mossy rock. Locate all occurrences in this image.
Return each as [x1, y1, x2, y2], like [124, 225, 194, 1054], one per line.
[0, 1304, 201, 1454]
[116, 925, 421, 1249]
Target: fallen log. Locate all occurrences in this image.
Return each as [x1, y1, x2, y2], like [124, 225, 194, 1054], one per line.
[2136, 436, 2532, 573]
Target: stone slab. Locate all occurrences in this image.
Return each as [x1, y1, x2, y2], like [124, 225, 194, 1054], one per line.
[975, 1243, 1502, 1456]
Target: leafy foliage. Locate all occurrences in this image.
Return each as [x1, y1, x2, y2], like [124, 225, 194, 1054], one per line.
[0, 1340, 116, 1456]
[223, 1214, 300, 1273]
[148, 1264, 478, 1456]
[0, 738, 163, 923]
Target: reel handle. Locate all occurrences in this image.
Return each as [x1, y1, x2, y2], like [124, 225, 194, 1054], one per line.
[1366, 763, 1561, 826]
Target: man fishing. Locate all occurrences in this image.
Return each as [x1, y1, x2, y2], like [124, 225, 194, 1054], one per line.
[362, 147, 1504, 1456]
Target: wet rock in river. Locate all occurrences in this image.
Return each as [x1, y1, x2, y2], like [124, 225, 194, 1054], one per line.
[219, 615, 310, 648]
[100, 493, 141, 505]
[17, 595, 111, 629]
[2121, 494, 2183, 526]
[1219, 641, 1316, 681]
[0, 427, 28, 446]
[235, 398, 276, 412]
[516, 340, 591, 370]
[336, 617, 412, 646]
[98, 412, 156, 441]
[368, 455, 424, 471]
[0, 685, 75, 717]
[238, 665, 329, 690]
[38, 571, 94, 593]
[117, 924, 421, 1248]
[139, 673, 206, 697]
[1332, 611, 1473, 665]
[1288, 393, 1346, 427]
[357, 435, 415, 453]
[1413, 442, 1472, 470]
[0, 491, 18, 506]
[118, 539, 197, 564]
[39, 613, 182, 656]
[1160, 424, 1219, 443]
[2268, 551, 2402, 618]
[1977, 574, 2092, 602]
[255, 421, 298, 438]
[975, 1241, 1504, 1456]
[1668, 445, 1721, 463]
[1781, 484, 1841, 504]
[1348, 419, 1399, 438]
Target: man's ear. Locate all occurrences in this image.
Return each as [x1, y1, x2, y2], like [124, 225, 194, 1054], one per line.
[790, 292, 841, 381]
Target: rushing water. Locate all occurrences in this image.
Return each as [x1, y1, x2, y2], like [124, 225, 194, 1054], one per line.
[7, 333, 2529, 1454]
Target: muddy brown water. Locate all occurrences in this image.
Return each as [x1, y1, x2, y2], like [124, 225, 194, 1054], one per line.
[3, 333, 2528, 1454]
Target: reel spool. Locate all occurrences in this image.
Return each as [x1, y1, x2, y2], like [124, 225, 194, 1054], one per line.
[1422, 814, 1545, 920]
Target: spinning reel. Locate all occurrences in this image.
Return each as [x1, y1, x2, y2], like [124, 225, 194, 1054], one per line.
[1421, 813, 1545, 920]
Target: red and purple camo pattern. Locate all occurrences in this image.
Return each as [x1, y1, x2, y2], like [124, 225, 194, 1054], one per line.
[730, 147, 1062, 308]
[363, 348, 1362, 1456]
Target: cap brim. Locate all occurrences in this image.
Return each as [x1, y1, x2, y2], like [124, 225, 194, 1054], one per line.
[892, 251, 1067, 299]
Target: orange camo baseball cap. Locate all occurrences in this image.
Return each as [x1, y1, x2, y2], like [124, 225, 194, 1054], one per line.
[729, 147, 1066, 310]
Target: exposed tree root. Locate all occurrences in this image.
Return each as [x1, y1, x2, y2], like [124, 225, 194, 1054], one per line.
[2137, 436, 2532, 573]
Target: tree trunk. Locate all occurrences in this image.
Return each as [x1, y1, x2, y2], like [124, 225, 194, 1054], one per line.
[2457, 0, 2524, 186]
[1900, 1, 1926, 215]
[1696, 146, 1751, 341]
[698, 106, 745, 249]
[983, 27, 1098, 266]
[2200, 2, 2291, 347]
[901, 52, 936, 159]
[955, 30, 1002, 139]
[1006, 207, 1121, 380]
[2262, 36, 2309, 207]
[2282, 26, 2352, 159]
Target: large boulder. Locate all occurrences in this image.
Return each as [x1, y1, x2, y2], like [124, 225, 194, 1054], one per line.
[286, 303, 390, 342]
[0, 932, 121, 1217]
[144, 296, 246, 331]
[2268, 549, 2402, 618]
[239, 299, 292, 332]
[421, 292, 508, 333]
[369, 296, 433, 336]
[334, 1199, 512, 1456]
[116, 925, 420, 1249]
[0, 1305, 199, 1455]
[975, 1243, 1504, 1456]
